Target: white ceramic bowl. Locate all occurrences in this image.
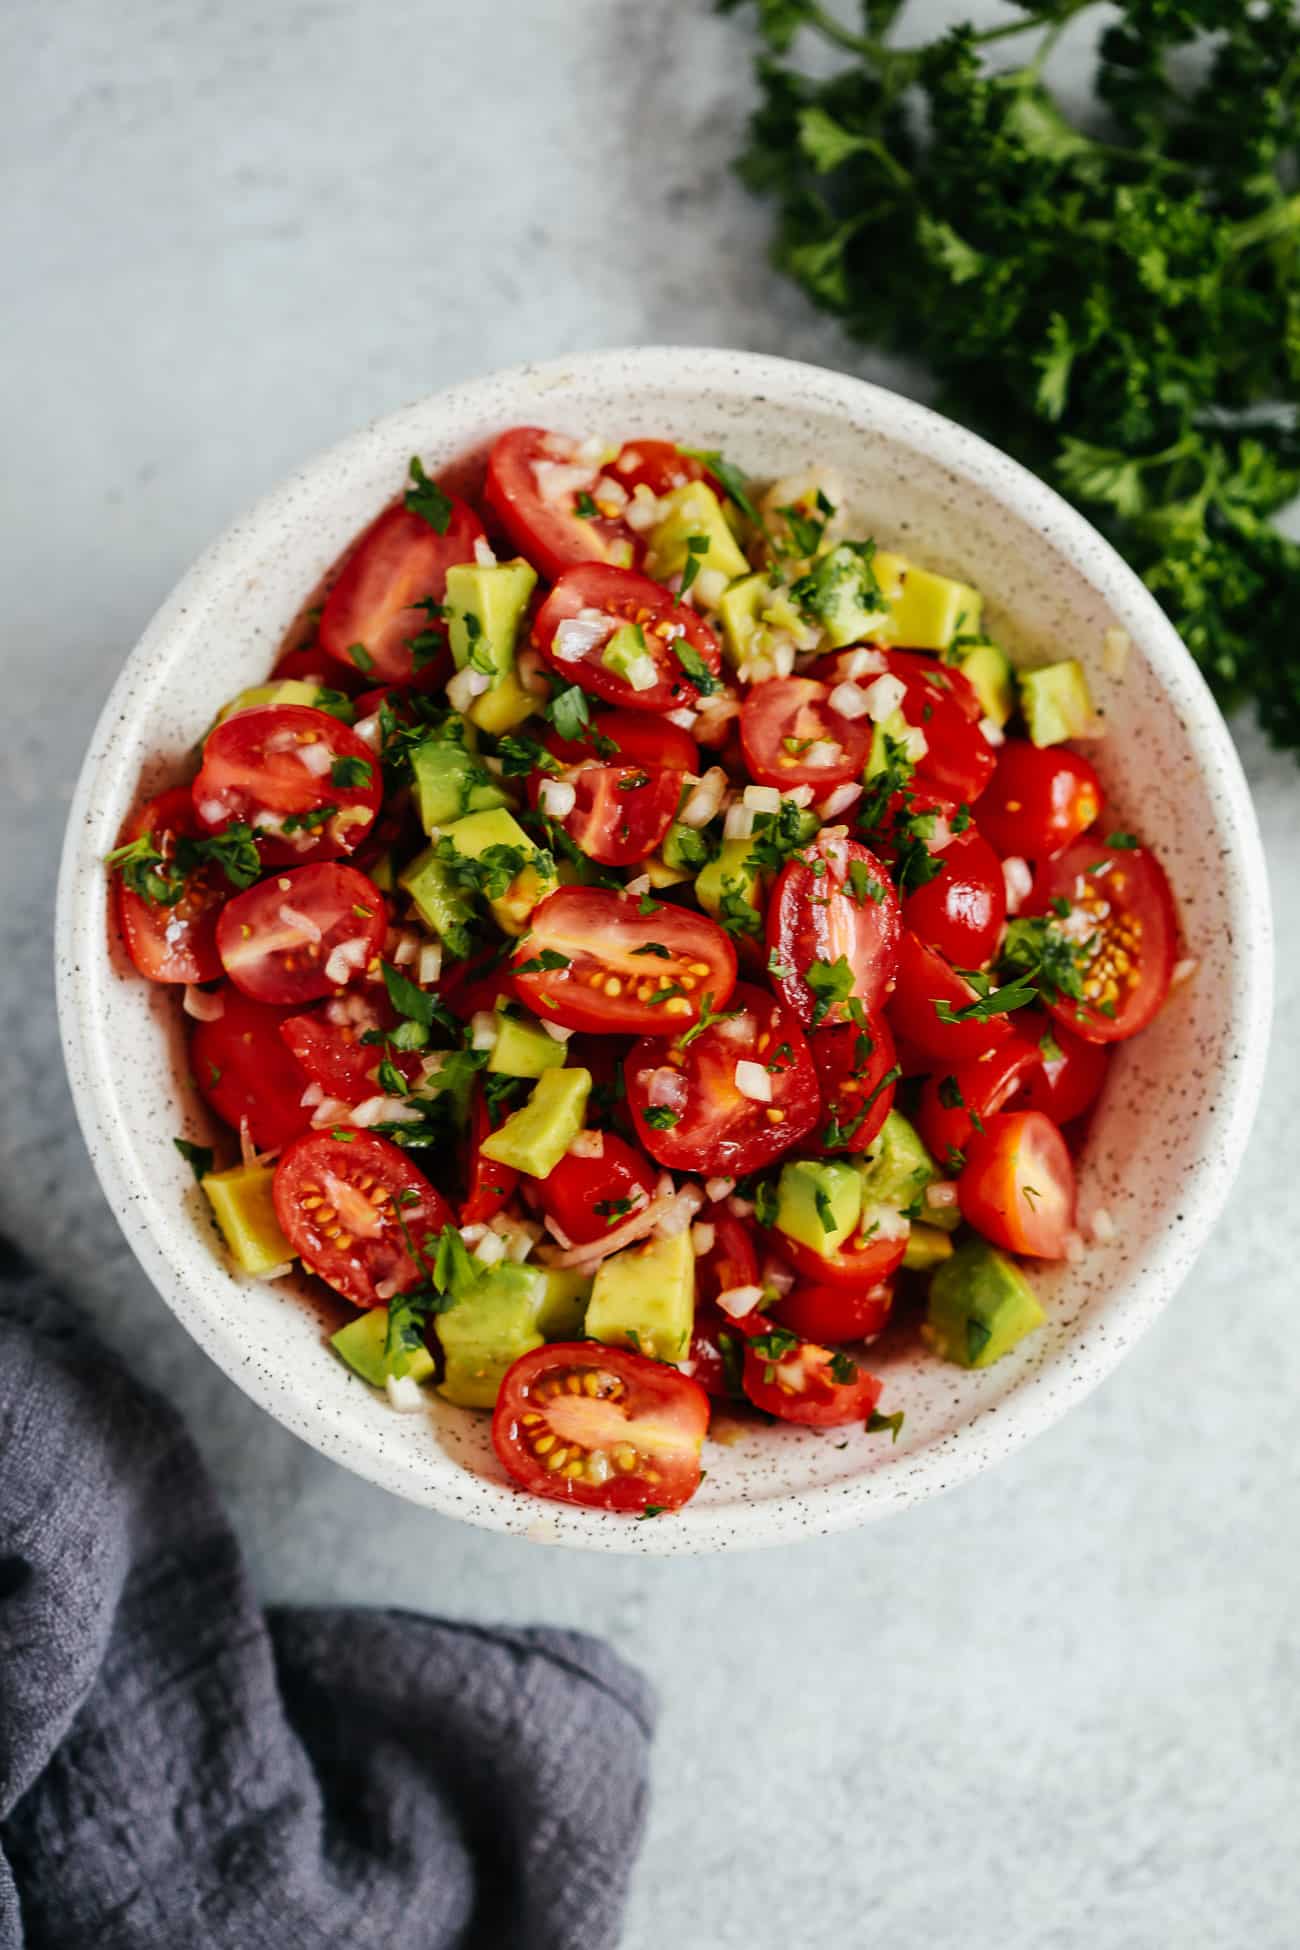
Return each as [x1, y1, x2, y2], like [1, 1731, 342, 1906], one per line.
[56, 348, 1272, 1553]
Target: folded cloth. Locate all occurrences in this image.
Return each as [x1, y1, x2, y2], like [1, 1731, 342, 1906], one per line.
[0, 1240, 654, 1949]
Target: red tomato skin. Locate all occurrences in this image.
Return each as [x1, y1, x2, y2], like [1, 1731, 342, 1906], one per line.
[1025, 840, 1178, 1044]
[274, 1130, 456, 1309]
[741, 1339, 883, 1427]
[532, 564, 723, 714]
[436, 949, 515, 1022]
[810, 1014, 898, 1155]
[484, 428, 636, 583]
[694, 1207, 760, 1306]
[902, 828, 1006, 968]
[279, 998, 421, 1106]
[883, 651, 996, 803]
[537, 1134, 658, 1247]
[778, 1280, 895, 1344]
[739, 677, 872, 792]
[1012, 1018, 1110, 1126]
[610, 440, 712, 499]
[915, 1037, 1043, 1164]
[272, 639, 368, 691]
[779, 1229, 907, 1290]
[625, 982, 819, 1177]
[461, 1082, 521, 1226]
[317, 497, 485, 686]
[767, 835, 901, 1026]
[492, 1342, 709, 1513]
[191, 988, 313, 1152]
[216, 863, 387, 1007]
[976, 741, 1103, 862]
[511, 887, 737, 1036]
[958, 1110, 1076, 1259]
[537, 763, 682, 868]
[113, 788, 226, 985]
[688, 1303, 742, 1398]
[543, 708, 700, 776]
[885, 930, 1014, 1068]
[192, 704, 382, 868]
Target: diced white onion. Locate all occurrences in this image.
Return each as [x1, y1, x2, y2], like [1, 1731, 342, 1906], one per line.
[568, 1129, 606, 1159]
[553, 610, 613, 663]
[1103, 627, 1131, 677]
[300, 1081, 325, 1108]
[829, 681, 872, 721]
[1091, 1206, 1117, 1244]
[459, 1223, 488, 1246]
[863, 672, 907, 723]
[742, 783, 782, 815]
[624, 653, 660, 693]
[539, 778, 577, 819]
[900, 726, 929, 764]
[691, 1223, 716, 1257]
[727, 1195, 755, 1220]
[1064, 1228, 1086, 1266]
[447, 666, 491, 711]
[705, 1176, 736, 1203]
[925, 1181, 960, 1209]
[842, 646, 887, 680]
[296, 740, 333, 777]
[324, 937, 369, 985]
[532, 459, 597, 504]
[979, 716, 1006, 748]
[867, 1205, 911, 1242]
[473, 537, 498, 567]
[665, 706, 700, 731]
[417, 940, 442, 985]
[310, 1096, 353, 1128]
[771, 641, 797, 678]
[197, 798, 228, 826]
[624, 873, 652, 897]
[803, 738, 842, 769]
[469, 1010, 499, 1051]
[679, 767, 728, 828]
[734, 1060, 772, 1103]
[785, 784, 815, 808]
[623, 484, 663, 532]
[386, 1373, 425, 1413]
[353, 712, 382, 750]
[655, 1184, 705, 1238]
[818, 782, 861, 821]
[759, 1256, 794, 1298]
[261, 1262, 295, 1282]
[695, 568, 728, 607]
[182, 984, 225, 1021]
[723, 803, 755, 840]
[646, 1066, 688, 1110]
[473, 1229, 509, 1266]
[1002, 856, 1033, 915]
[1171, 957, 1198, 987]
[516, 646, 551, 697]
[349, 1094, 422, 1127]
[542, 1019, 574, 1043]
[716, 1283, 764, 1320]
[278, 902, 322, 943]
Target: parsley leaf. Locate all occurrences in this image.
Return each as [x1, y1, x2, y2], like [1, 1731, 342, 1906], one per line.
[546, 684, 591, 743]
[805, 954, 855, 1028]
[173, 1137, 213, 1182]
[673, 641, 722, 696]
[677, 534, 711, 603]
[330, 755, 373, 789]
[404, 456, 453, 534]
[642, 1105, 681, 1130]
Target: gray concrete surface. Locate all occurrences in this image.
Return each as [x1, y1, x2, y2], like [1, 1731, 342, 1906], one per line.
[3, 4, 1297, 1944]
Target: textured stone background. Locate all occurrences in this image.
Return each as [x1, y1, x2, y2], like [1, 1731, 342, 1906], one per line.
[2, 3, 1297, 1944]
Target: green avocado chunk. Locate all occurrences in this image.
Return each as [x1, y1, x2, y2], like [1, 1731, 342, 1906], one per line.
[410, 732, 507, 833]
[774, 1158, 863, 1256]
[696, 836, 762, 926]
[854, 1112, 957, 1227]
[535, 1266, 592, 1341]
[585, 1230, 695, 1363]
[332, 1307, 435, 1388]
[436, 1262, 546, 1409]
[926, 1240, 1046, 1368]
[399, 846, 476, 953]
[660, 819, 717, 875]
[216, 677, 329, 722]
[645, 481, 749, 585]
[489, 1008, 566, 1079]
[901, 1224, 954, 1272]
[479, 1067, 592, 1179]
[443, 806, 559, 936]
[793, 543, 893, 649]
[1019, 658, 1097, 746]
[954, 641, 1015, 726]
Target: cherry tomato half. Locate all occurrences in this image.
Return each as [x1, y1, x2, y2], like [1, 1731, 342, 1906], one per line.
[484, 427, 637, 584]
[492, 1342, 709, 1513]
[216, 863, 387, 1007]
[975, 740, 1103, 862]
[537, 1132, 658, 1247]
[191, 987, 313, 1153]
[689, 1303, 746, 1399]
[192, 704, 382, 867]
[112, 788, 227, 985]
[884, 651, 997, 804]
[694, 1206, 760, 1306]
[543, 706, 700, 776]
[885, 930, 1014, 1068]
[958, 1110, 1076, 1259]
[609, 439, 713, 499]
[1012, 1016, 1110, 1126]
[739, 677, 872, 792]
[274, 1130, 456, 1309]
[767, 833, 901, 1026]
[279, 993, 422, 1106]
[511, 887, 736, 1036]
[810, 1014, 898, 1155]
[777, 1279, 895, 1344]
[741, 1335, 883, 1428]
[532, 564, 724, 715]
[461, 1081, 521, 1227]
[626, 981, 819, 1176]
[778, 1228, 908, 1291]
[915, 1036, 1042, 1167]
[536, 762, 683, 868]
[318, 494, 485, 686]
[1025, 838, 1178, 1043]
[901, 827, 1006, 968]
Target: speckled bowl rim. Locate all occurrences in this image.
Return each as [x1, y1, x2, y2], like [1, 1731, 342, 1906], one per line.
[56, 347, 1272, 1553]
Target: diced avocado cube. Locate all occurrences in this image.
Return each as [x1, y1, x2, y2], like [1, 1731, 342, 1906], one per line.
[955, 641, 1015, 727]
[443, 806, 559, 936]
[202, 1161, 294, 1276]
[696, 837, 762, 927]
[332, 1306, 435, 1388]
[489, 1007, 566, 1079]
[875, 551, 983, 652]
[774, 1158, 863, 1256]
[865, 708, 912, 778]
[468, 668, 539, 736]
[217, 677, 328, 722]
[854, 1111, 957, 1229]
[661, 820, 717, 875]
[445, 559, 537, 683]
[646, 482, 750, 586]
[368, 850, 398, 895]
[586, 1229, 695, 1363]
[718, 571, 773, 669]
[642, 853, 694, 889]
[411, 734, 507, 833]
[793, 543, 892, 649]
[436, 1262, 546, 1409]
[400, 845, 476, 950]
[480, 1066, 592, 1178]
[927, 1241, 1045, 1368]
[601, 623, 660, 694]
[1019, 659, 1097, 747]
[902, 1225, 955, 1273]
[535, 1266, 592, 1341]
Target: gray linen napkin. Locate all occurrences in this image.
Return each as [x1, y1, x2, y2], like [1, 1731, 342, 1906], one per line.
[0, 1241, 654, 1949]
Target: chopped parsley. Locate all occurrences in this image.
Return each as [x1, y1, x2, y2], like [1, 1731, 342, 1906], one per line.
[330, 755, 373, 789]
[677, 534, 711, 602]
[346, 642, 375, 673]
[673, 641, 722, 696]
[866, 1408, 905, 1442]
[805, 954, 855, 1028]
[516, 948, 571, 974]
[173, 1137, 214, 1182]
[546, 683, 591, 743]
[642, 1105, 681, 1130]
[404, 456, 453, 534]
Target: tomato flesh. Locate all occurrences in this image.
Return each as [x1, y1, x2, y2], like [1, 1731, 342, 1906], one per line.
[192, 704, 381, 867]
[767, 834, 901, 1026]
[610, 439, 712, 499]
[915, 1036, 1043, 1167]
[484, 428, 637, 583]
[626, 982, 819, 1176]
[318, 495, 485, 686]
[779, 1227, 907, 1290]
[777, 1279, 895, 1344]
[958, 1110, 1076, 1259]
[810, 1013, 898, 1155]
[191, 987, 313, 1153]
[537, 1132, 658, 1247]
[1012, 1016, 1110, 1126]
[885, 930, 1015, 1068]
[216, 863, 387, 1007]
[279, 994, 421, 1106]
[901, 827, 1006, 968]
[742, 1336, 883, 1427]
[274, 1130, 456, 1309]
[739, 677, 872, 792]
[976, 741, 1103, 862]
[511, 887, 736, 1036]
[883, 651, 997, 803]
[532, 564, 724, 715]
[694, 1207, 760, 1306]
[539, 762, 683, 868]
[1026, 839, 1178, 1043]
[492, 1342, 709, 1512]
[461, 1081, 521, 1226]
[543, 707, 700, 776]
[113, 788, 227, 985]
